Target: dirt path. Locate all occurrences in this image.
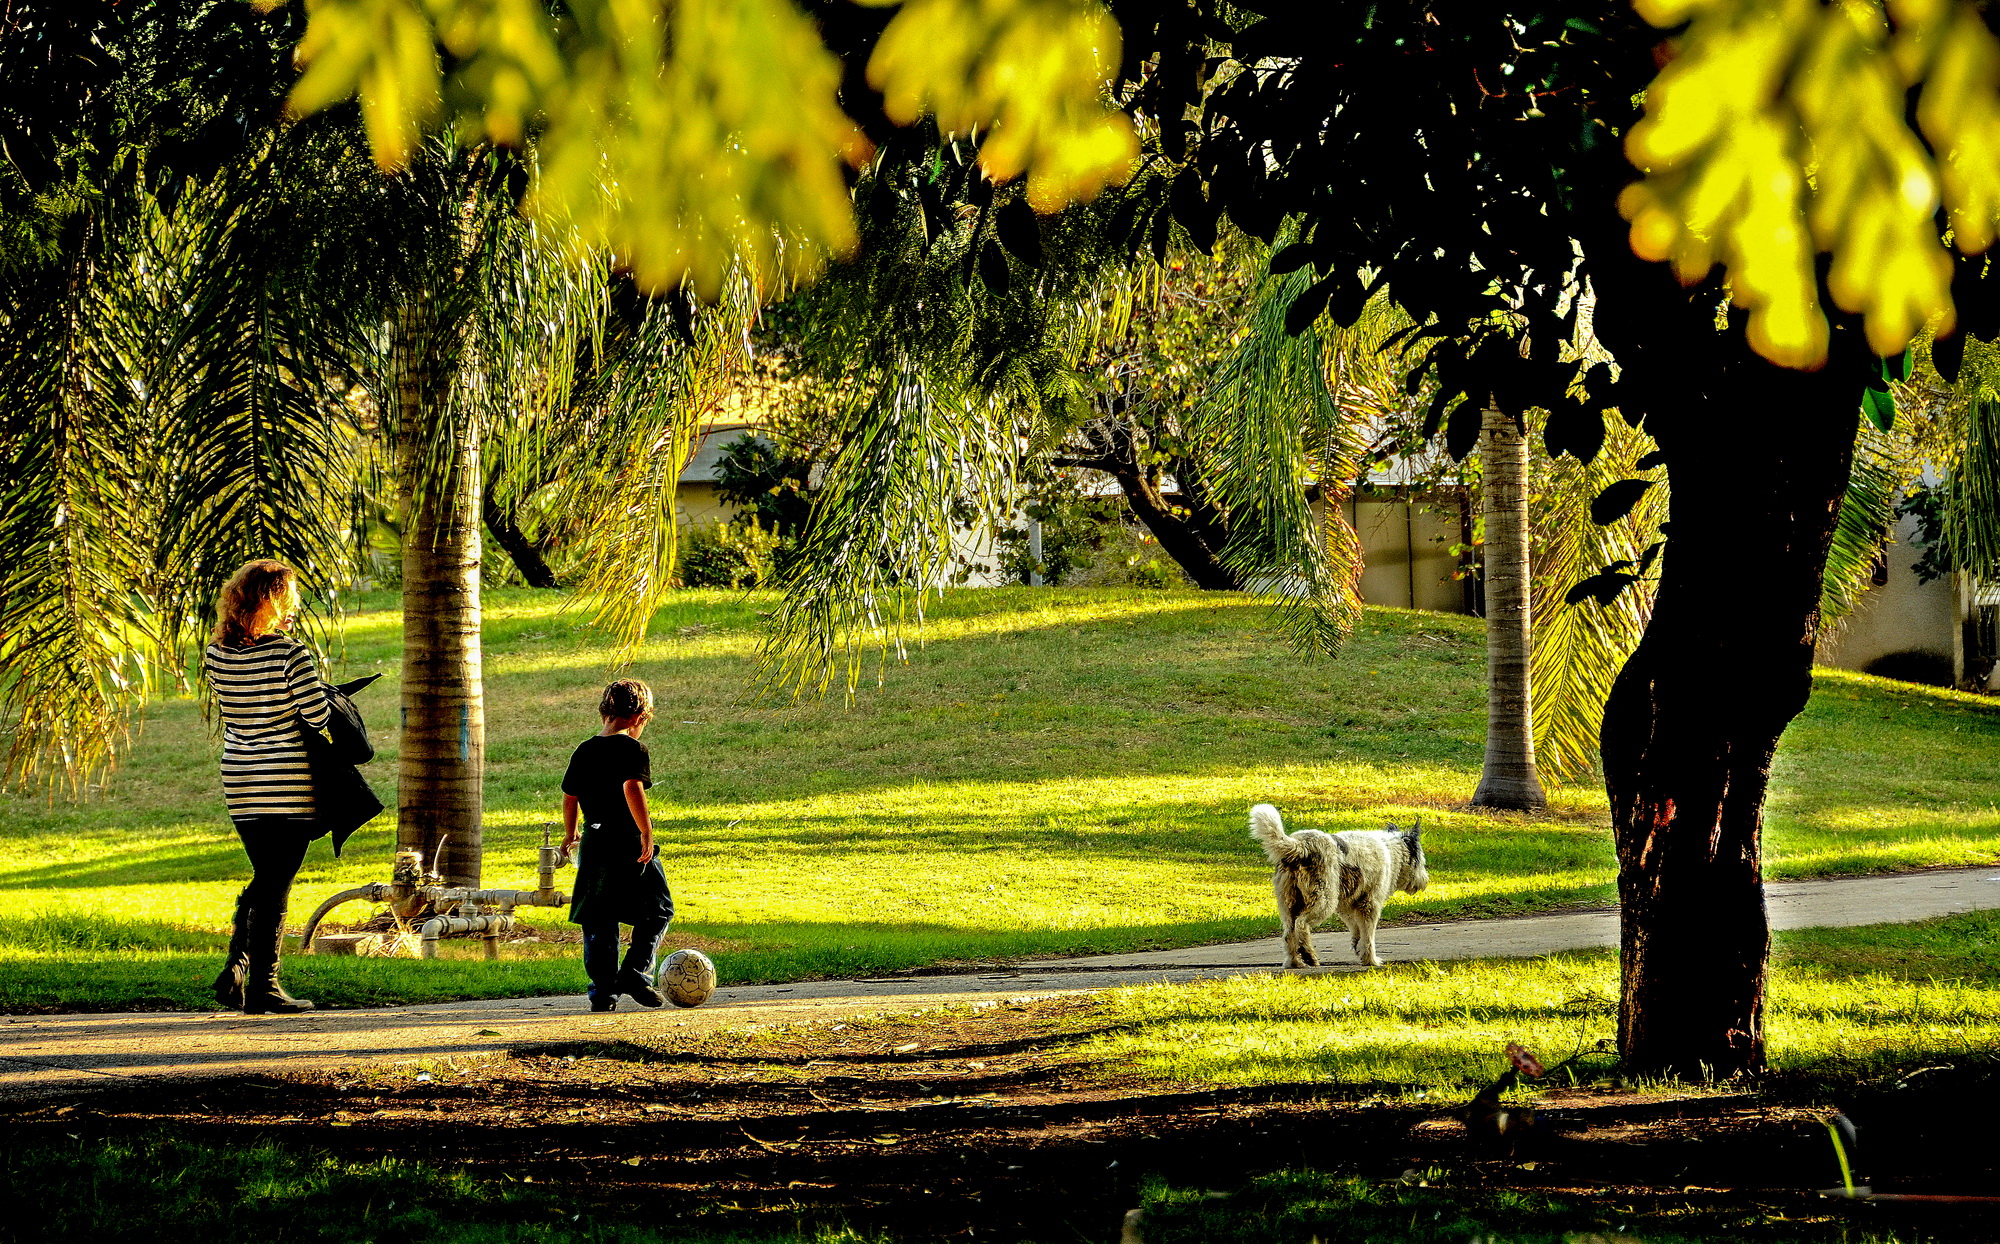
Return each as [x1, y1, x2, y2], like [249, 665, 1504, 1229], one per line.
[14, 994, 1998, 1242]
[6, 866, 1996, 1103]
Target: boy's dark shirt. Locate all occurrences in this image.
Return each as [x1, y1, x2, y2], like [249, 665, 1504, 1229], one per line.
[562, 733, 671, 925]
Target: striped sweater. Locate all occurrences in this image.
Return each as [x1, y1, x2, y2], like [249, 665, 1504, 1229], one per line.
[204, 636, 331, 820]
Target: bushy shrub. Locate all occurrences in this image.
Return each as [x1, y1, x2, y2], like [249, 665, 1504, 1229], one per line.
[677, 518, 782, 589]
[995, 485, 1124, 585]
[1066, 523, 1193, 589]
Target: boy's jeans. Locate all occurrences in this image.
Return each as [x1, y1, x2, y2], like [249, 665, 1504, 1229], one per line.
[581, 915, 671, 1003]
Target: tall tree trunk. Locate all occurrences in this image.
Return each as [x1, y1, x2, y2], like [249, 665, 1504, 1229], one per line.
[1584, 227, 1867, 1077]
[1471, 405, 1547, 811]
[1600, 370, 1856, 1077]
[483, 482, 560, 589]
[394, 308, 485, 889]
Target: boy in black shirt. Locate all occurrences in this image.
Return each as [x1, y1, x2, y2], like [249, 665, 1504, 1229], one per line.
[560, 678, 675, 1012]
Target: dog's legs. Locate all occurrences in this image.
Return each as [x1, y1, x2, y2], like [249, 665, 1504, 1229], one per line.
[1296, 916, 1319, 967]
[1274, 874, 1303, 969]
[1339, 905, 1362, 961]
[1354, 902, 1384, 967]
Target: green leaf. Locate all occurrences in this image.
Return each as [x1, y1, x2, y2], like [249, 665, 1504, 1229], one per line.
[1589, 478, 1656, 525]
[1861, 384, 1896, 431]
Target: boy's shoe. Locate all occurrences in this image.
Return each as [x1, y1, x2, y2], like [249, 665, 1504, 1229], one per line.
[619, 971, 665, 1009]
[589, 996, 617, 1013]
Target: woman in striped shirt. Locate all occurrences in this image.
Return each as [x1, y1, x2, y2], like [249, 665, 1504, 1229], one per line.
[204, 559, 330, 1014]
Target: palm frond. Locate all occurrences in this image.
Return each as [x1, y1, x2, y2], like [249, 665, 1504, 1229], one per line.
[1949, 393, 2000, 583]
[756, 359, 1017, 698]
[148, 160, 367, 671]
[1819, 421, 1909, 629]
[0, 186, 161, 792]
[1528, 414, 1667, 783]
[1188, 263, 1366, 654]
[1933, 337, 2000, 583]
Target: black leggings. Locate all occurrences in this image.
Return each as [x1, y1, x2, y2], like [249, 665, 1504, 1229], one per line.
[232, 817, 316, 916]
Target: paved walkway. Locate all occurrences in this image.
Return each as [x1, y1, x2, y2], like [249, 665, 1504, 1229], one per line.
[5, 867, 1997, 1103]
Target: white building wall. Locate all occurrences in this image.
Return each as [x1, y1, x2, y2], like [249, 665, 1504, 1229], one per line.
[1816, 509, 1974, 685]
[1344, 495, 1472, 613]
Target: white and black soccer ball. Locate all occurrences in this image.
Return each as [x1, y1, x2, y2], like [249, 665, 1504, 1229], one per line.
[659, 948, 717, 1008]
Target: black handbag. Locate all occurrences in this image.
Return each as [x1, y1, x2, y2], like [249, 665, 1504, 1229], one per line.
[322, 674, 380, 764]
[298, 673, 385, 856]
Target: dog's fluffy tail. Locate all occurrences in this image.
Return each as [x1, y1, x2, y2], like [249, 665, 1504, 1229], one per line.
[1249, 803, 1306, 866]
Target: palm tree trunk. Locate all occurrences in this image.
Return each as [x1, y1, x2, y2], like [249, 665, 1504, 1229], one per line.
[393, 307, 485, 888]
[1471, 405, 1547, 811]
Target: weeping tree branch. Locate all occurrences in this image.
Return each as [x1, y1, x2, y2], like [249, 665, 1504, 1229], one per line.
[1188, 262, 1367, 655]
[756, 361, 1016, 699]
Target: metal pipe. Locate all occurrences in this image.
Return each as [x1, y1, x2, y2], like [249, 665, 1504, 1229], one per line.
[299, 884, 395, 950]
[418, 913, 516, 960]
[303, 828, 572, 960]
[451, 888, 567, 908]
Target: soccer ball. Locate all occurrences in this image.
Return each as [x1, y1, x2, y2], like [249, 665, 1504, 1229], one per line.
[659, 949, 717, 1008]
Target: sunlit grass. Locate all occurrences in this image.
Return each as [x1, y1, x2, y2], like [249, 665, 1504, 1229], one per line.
[0, 587, 1993, 1010]
[5, 1133, 890, 1244]
[1133, 1169, 1920, 1244]
[1086, 910, 2000, 1092]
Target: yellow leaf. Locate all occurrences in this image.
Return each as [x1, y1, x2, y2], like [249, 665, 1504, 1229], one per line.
[279, 0, 1138, 295]
[867, 0, 1137, 209]
[1627, 0, 2000, 368]
[289, 0, 442, 170]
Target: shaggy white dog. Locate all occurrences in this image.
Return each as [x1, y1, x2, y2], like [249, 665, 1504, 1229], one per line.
[1249, 802, 1429, 969]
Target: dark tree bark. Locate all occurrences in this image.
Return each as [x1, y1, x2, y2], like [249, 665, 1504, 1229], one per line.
[1587, 241, 1867, 1078]
[482, 483, 560, 588]
[1053, 420, 1243, 590]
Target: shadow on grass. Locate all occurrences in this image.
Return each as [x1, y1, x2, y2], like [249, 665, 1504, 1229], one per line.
[0, 845, 263, 890]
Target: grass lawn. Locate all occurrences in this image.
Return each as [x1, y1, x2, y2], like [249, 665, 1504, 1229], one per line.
[2, 586, 1996, 1011]
[1088, 908, 2000, 1092]
[1103, 909, 2000, 1244]
[5, 1133, 888, 1244]
[12, 913, 1996, 1244]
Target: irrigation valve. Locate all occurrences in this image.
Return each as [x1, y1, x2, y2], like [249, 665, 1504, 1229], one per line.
[538, 823, 573, 896]
[301, 826, 573, 961]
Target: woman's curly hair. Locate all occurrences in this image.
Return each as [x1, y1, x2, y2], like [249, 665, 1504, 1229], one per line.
[599, 677, 655, 724]
[212, 559, 300, 648]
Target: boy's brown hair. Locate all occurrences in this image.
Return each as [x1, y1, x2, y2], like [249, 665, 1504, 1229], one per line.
[599, 678, 655, 724]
